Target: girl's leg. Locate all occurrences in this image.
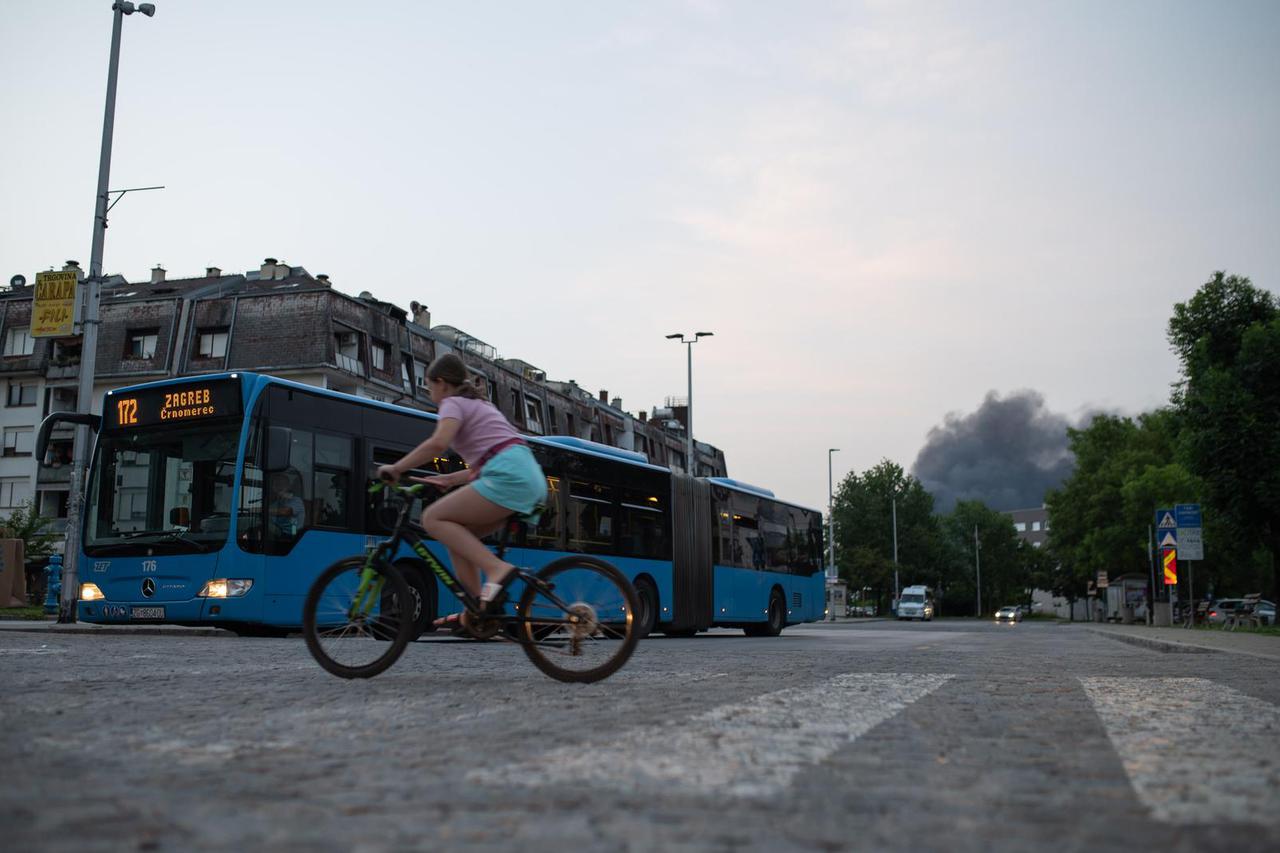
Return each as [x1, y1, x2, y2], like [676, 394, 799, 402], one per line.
[422, 486, 516, 593]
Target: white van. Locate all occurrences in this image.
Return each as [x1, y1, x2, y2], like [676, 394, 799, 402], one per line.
[896, 585, 935, 621]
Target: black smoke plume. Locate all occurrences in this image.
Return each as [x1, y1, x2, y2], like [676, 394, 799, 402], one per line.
[912, 390, 1078, 513]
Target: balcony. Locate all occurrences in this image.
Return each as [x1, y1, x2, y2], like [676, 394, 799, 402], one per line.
[335, 353, 363, 375]
[47, 360, 82, 380]
[37, 464, 72, 485]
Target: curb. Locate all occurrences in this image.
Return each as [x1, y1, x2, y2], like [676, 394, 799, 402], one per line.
[0, 624, 234, 638]
[1087, 628, 1218, 655]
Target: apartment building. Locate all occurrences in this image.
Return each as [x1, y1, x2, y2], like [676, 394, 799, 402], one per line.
[0, 258, 728, 539]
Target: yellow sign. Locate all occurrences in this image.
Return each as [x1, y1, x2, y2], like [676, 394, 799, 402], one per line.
[1162, 548, 1177, 585]
[32, 270, 79, 337]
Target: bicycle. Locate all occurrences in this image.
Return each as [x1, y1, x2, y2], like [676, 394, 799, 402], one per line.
[301, 480, 640, 683]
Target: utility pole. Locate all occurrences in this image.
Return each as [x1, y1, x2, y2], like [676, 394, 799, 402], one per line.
[59, 1, 157, 622]
[974, 524, 982, 617]
[892, 496, 899, 603]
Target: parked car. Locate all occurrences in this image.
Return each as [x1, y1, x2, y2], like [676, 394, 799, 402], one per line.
[995, 606, 1022, 623]
[1205, 598, 1276, 627]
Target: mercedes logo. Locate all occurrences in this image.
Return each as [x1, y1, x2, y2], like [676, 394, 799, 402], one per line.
[141, 578, 156, 598]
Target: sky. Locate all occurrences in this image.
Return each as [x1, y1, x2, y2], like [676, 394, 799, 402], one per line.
[3, 1, 1278, 514]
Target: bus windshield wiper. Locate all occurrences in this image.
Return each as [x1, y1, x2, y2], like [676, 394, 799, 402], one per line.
[119, 529, 211, 552]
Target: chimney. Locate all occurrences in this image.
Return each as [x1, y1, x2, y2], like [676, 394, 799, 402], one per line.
[150, 265, 166, 284]
[205, 266, 221, 278]
[273, 261, 289, 280]
[316, 273, 330, 285]
[611, 397, 622, 410]
[62, 260, 81, 272]
[410, 301, 431, 327]
[599, 390, 608, 403]
[260, 257, 278, 277]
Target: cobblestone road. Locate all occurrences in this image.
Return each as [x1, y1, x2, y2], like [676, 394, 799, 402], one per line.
[2, 620, 1278, 852]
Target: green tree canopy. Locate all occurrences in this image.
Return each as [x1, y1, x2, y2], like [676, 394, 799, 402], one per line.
[1168, 272, 1280, 601]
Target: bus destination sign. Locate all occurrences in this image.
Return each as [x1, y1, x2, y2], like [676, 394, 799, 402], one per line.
[107, 378, 242, 429]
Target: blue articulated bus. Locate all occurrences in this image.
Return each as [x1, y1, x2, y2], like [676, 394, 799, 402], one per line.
[38, 372, 825, 638]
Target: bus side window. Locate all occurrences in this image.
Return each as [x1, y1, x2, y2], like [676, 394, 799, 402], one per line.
[731, 493, 763, 570]
[313, 433, 353, 529]
[568, 480, 615, 554]
[619, 486, 664, 560]
[525, 475, 563, 550]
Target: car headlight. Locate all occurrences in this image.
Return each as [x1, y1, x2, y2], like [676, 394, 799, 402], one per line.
[80, 583, 105, 601]
[197, 578, 254, 598]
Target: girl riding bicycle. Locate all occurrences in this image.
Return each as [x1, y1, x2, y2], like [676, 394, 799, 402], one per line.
[376, 353, 546, 626]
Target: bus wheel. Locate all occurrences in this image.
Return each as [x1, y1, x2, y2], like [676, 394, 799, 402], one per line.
[398, 564, 435, 640]
[745, 591, 785, 637]
[634, 577, 659, 640]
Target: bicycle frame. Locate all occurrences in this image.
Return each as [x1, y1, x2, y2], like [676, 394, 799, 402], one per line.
[367, 482, 580, 629]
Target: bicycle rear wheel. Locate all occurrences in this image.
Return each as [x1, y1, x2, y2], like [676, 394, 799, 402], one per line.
[303, 556, 414, 679]
[516, 556, 639, 683]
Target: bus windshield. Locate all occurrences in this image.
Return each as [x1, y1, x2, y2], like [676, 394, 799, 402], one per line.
[84, 422, 241, 556]
[900, 593, 924, 603]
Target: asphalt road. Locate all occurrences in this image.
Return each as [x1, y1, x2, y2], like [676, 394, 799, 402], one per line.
[2, 619, 1278, 852]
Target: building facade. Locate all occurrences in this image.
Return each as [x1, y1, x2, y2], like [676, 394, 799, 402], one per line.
[0, 258, 728, 541]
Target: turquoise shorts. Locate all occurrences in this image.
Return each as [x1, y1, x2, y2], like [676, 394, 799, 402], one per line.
[471, 444, 547, 523]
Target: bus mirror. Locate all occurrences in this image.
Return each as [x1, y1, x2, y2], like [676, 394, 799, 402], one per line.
[265, 426, 292, 472]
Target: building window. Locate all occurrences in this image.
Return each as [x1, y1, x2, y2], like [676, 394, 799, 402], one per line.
[196, 328, 229, 359]
[1031, 521, 1041, 532]
[7, 383, 36, 407]
[1014, 522, 1026, 532]
[414, 361, 427, 389]
[3, 427, 34, 458]
[3, 327, 33, 357]
[335, 329, 362, 373]
[371, 340, 389, 371]
[126, 330, 158, 359]
[52, 339, 81, 365]
[525, 398, 544, 434]
[0, 477, 30, 509]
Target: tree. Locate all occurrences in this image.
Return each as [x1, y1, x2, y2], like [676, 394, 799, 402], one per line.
[0, 501, 58, 564]
[831, 460, 943, 613]
[942, 500, 1027, 616]
[1169, 272, 1280, 602]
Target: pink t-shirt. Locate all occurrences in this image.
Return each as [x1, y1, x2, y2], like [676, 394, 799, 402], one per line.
[436, 395, 521, 467]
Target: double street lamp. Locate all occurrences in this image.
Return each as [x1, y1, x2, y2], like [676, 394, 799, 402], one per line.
[59, 1, 157, 622]
[665, 332, 713, 475]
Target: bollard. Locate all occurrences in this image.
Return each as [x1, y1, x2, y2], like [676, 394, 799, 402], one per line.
[44, 554, 63, 615]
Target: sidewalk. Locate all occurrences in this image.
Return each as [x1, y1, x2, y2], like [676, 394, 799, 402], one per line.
[1085, 622, 1280, 662]
[0, 617, 231, 638]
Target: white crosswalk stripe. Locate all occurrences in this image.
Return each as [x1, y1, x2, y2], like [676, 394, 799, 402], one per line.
[1080, 677, 1280, 825]
[468, 673, 953, 797]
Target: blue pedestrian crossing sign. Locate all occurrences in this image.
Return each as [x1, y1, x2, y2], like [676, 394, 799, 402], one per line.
[1155, 509, 1176, 531]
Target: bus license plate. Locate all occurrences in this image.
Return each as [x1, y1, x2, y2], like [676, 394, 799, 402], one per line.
[131, 607, 165, 620]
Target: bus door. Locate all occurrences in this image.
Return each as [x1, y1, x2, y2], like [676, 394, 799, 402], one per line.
[669, 474, 713, 632]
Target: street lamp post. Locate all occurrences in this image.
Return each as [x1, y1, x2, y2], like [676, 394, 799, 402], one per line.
[59, 1, 157, 622]
[665, 332, 713, 475]
[828, 448, 839, 621]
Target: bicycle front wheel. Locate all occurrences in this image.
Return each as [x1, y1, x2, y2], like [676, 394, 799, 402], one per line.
[303, 556, 414, 679]
[516, 556, 639, 683]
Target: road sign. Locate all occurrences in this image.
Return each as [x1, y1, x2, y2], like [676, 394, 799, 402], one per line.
[1175, 504, 1202, 528]
[32, 270, 78, 337]
[1158, 531, 1177, 549]
[1162, 548, 1177, 585]
[1155, 508, 1176, 531]
[1179, 528, 1204, 561]
[1097, 571, 1109, 589]
[1175, 503, 1203, 560]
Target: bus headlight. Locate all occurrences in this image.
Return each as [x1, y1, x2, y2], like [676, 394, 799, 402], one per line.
[80, 583, 105, 601]
[197, 579, 254, 598]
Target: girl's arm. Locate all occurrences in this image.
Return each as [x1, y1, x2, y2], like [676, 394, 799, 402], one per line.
[378, 418, 461, 480]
